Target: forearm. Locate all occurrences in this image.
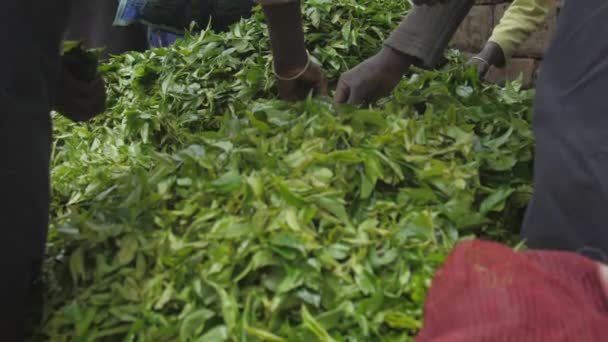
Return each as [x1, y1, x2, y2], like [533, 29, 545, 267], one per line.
[385, 0, 474, 68]
[259, 0, 307, 76]
[488, 0, 551, 59]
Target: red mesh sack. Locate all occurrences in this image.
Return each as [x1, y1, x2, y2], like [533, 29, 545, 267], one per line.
[416, 239, 608, 342]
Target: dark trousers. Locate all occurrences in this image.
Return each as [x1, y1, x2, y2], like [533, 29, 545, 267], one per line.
[0, 99, 52, 340]
[522, 0, 608, 261]
[1, 1, 69, 339]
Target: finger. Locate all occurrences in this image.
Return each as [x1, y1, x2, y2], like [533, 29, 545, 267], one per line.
[65, 86, 105, 108]
[347, 86, 364, 105]
[296, 81, 311, 100]
[277, 80, 299, 102]
[315, 72, 328, 97]
[56, 78, 106, 115]
[314, 78, 328, 97]
[90, 91, 108, 115]
[466, 60, 484, 80]
[478, 66, 488, 80]
[334, 79, 350, 104]
[304, 66, 328, 97]
[61, 74, 103, 96]
[71, 95, 105, 115]
[474, 62, 489, 80]
[57, 99, 92, 121]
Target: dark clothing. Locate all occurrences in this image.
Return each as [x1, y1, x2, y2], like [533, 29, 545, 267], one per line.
[64, 0, 147, 58]
[385, 1, 475, 67]
[148, 28, 180, 48]
[1, 1, 72, 337]
[522, 0, 608, 262]
[259, 1, 474, 68]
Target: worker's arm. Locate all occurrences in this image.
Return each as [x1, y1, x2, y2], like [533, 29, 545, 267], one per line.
[469, 0, 551, 78]
[54, 45, 107, 122]
[257, 0, 327, 101]
[335, 0, 474, 105]
[54, 61, 107, 122]
[258, 0, 307, 77]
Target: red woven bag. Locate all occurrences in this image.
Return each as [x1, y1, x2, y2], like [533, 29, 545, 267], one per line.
[416, 240, 608, 342]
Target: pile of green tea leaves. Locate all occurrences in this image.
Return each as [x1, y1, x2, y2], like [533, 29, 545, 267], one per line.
[37, 1, 534, 341]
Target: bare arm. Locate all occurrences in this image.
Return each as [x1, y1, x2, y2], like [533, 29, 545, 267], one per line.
[260, 1, 308, 77]
[257, 0, 327, 101]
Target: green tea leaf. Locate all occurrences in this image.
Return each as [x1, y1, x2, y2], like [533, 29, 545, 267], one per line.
[302, 306, 336, 342]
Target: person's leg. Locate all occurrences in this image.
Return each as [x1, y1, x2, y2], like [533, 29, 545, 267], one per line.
[522, 0, 608, 261]
[0, 103, 52, 339]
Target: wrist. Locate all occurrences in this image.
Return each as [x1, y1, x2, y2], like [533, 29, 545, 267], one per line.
[274, 50, 311, 80]
[378, 46, 416, 75]
[273, 51, 308, 77]
[478, 41, 506, 68]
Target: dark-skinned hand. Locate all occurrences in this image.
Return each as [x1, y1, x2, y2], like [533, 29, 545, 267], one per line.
[467, 57, 491, 79]
[54, 62, 106, 122]
[467, 41, 506, 80]
[335, 46, 414, 105]
[276, 62, 328, 102]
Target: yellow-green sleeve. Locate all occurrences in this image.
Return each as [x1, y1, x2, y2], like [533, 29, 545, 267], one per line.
[488, 0, 551, 59]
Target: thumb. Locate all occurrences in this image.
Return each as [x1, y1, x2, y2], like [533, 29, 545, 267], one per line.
[313, 69, 328, 96]
[347, 86, 364, 105]
[316, 78, 328, 97]
[477, 63, 490, 80]
[467, 59, 487, 80]
[334, 78, 351, 104]
[278, 80, 298, 102]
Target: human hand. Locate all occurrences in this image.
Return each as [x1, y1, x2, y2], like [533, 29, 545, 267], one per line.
[54, 63, 106, 122]
[275, 60, 328, 102]
[467, 41, 506, 80]
[335, 46, 413, 105]
[467, 56, 491, 79]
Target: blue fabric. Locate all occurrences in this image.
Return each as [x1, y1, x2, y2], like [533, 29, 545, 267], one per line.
[116, 0, 180, 48]
[114, 0, 148, 26]
[147, 27, 180, 48]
